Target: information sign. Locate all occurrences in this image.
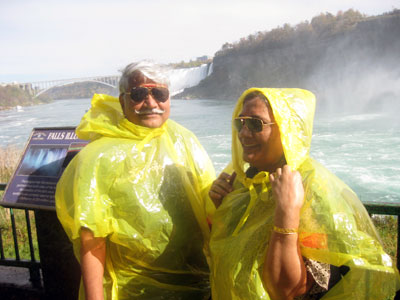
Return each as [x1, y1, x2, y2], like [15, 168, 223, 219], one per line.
[0, 127, 88, 210]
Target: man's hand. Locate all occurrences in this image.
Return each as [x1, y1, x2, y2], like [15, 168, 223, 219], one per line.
[209, 172, 236, 208]
[81, 228, 106, 300]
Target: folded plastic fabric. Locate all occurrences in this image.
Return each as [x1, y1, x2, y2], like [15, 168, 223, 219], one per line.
[56, 94, 215, 299]
[209, 88, 400, 300]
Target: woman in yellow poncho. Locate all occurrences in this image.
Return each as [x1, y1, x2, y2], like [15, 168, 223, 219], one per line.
[56, 61, 216, 299]
[208, 88, 399, 299]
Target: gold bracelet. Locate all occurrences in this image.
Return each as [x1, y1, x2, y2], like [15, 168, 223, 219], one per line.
[273, 225, 298, 235]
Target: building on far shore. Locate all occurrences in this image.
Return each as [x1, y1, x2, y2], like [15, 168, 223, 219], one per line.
[196, 55, 212, 62]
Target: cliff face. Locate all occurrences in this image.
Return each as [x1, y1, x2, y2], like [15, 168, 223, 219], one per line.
[0, 85, 51, 110]
[177, 13, 400, 114]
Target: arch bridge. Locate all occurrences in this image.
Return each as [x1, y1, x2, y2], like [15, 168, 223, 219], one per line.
[19, 75, 120, 98]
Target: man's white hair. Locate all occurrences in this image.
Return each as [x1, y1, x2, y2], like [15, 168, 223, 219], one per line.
[119, 60, 170, 93]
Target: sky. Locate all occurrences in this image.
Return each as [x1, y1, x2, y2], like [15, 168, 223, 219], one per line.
[1, 0, 399, 83]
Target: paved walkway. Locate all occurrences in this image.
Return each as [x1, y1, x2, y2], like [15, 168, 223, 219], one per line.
[0, 266, 31, 286]
[0, 266, 44, 300]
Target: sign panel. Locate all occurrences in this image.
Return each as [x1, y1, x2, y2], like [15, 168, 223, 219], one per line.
[1, 127, 88, 210]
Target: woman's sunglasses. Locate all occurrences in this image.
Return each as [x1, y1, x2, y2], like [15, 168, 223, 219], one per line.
[234, 117, 275, 133]
[124, 85, 169, 103]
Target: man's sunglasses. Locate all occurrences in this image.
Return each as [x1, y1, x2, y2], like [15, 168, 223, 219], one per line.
[124, 85, 169, 103]
[234, 116, 275, 133]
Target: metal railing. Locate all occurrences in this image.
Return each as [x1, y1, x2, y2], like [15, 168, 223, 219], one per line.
[363, 201, 400, 300]
[0, 183, 42, 289]
[363, 201, 400, 268]
[0, 183, 399, 298]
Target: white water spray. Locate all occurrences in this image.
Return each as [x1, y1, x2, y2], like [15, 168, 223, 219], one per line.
[168, 63, 212, 96]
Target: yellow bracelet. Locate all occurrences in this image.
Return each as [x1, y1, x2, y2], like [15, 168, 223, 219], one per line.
[273, 225, 298, 235]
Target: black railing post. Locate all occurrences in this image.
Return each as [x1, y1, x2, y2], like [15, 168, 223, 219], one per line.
[25, 209, 42, 288]
[9, 208, 20, 261]
[0, 228, 4, 260]
[0, 183, 4, 261]
[25, 210, 36, 261]
[1, 185, 6, 261]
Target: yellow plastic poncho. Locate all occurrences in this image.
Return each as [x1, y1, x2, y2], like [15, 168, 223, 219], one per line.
[56, 94, 216, 299]
[209, 88, 400, 299]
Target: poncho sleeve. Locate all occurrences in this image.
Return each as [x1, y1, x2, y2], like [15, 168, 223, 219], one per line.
[56, 139, 119, 244]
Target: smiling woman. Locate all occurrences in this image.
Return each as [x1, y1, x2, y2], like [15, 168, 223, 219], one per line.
[208, 87, 400, 300]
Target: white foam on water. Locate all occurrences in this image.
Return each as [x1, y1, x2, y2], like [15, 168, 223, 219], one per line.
[312, 133, 337, 140]
[7, 121, 23, 128]
[337, 113, 383, 122]
[23, 117, 38, 123]
[212, 153, 230, 158]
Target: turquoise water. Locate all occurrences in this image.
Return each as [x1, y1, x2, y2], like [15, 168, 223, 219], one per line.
[1, 98, 399, 203]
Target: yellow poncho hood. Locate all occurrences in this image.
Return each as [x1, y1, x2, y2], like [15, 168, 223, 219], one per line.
[232, 88, 314, 180]
[209, 88, 399, 300]
[56, 94, 216, 299]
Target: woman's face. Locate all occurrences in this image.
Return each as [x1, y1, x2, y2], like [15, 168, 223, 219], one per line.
[238, 97, 284, 172]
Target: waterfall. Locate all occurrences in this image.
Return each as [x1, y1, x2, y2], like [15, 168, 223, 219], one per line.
[207, 62, 213, 76]
[168, 63, 212, 96]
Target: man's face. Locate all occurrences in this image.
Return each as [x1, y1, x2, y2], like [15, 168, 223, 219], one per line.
[119, 77, 170, 128]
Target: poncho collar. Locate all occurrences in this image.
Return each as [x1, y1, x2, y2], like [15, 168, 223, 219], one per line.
[118, 118, 166, 140]
[76, 93, 167, 144]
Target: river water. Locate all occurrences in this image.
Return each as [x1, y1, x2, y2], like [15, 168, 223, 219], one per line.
[1, 98, 399, 204]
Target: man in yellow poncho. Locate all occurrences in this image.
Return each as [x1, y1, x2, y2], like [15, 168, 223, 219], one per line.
[55, 61, 215, 299]
[208, 88, 400, 299]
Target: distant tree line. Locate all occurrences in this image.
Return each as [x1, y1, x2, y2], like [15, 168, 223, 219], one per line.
[43, 81, 118, 100]
[214, 9, 398, 57]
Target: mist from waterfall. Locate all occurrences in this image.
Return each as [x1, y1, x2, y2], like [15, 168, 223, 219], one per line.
[307, 49, 400, 118]
[302, 18, 400, 120]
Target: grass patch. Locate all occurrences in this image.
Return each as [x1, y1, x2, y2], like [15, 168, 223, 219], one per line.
[0, 145, 40, 260]
[372, 215, 397, 300]
[372, 215, 398, 261]
[0, 145, 21, 184]
[0, 208, 39, 260]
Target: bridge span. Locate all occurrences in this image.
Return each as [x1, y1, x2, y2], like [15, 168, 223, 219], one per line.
[14, 63, 213, 98]
[18, 75, 120, 98]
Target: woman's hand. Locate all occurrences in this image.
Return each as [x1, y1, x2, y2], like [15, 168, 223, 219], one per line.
[269, 165, 304, 228]
[264, 165, 307, 299]
[209, 172, 236, 208]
